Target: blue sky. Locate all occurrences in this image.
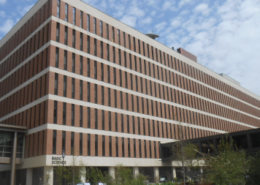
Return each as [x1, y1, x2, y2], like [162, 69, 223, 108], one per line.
[1, 0, 260, 97]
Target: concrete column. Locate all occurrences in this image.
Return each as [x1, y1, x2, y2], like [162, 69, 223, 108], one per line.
[108, 167, 115, 179]
[44, 166, 54, 185]
[80, 167, 86, 183]
[133, 167, 139, 178]
[11, 132, 17, 185]
[26, 169, 33, 185]
[172, 167, 177, 179]
[154, 167, 159, 183]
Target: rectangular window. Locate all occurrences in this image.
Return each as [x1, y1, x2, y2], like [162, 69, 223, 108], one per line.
[87, 82, 90, 102]
[94, 18, 96, 34]
[115, 113, 118, 132]
[124, 52, 127, 67]
[106, 24, 109, 39]
[87, 36, 90, 54]
[109, 112, 111, 131]
[126, 93, 128, 110]
[64, 26, 68, 45]
[80, 56, 83, 75]
[101, 41, 103, 59]
[102, 110, 104, 130]
[87, 58, 90, 77]
[133, 37, 136, 52]
[65, 4, 68, 22]
[95, 109, 98, 129]
[123, 32, 126, 47]
[122, 138, 124, 157]
[63, 103, 66, 125]
[107, 66, 110, 83]
[127, 115, 129, 133]
[138, 40, 141, 54]
[62, 131, 66, 152]
[116, 137, 118, 157]
[107, 44, 110, 61]
[87, 107, 90, 128]
[120, 91, 123, 109]
[53, 101, 57, 124]
[101, 63, 104, 81]
[139, 140, 142, 158]
[144, 140, 147, 158]
[72, 78, 75, 99]
[53, 130, 57, 154]
[94, 61, 97, 79]
[114, 68, 116, 85]
[118, 29, 120, 45]
[71, 104, 75, 126]
[112, 27, 115, 41]
[80, 11, 83, 28]
[72, 53, 75, 73]
[63, 76, 67, 97]
[113, 47, 115, 63]
[80, 133, 83, 155]
[71, 132, 74, 155]
[87, 15, 90, 31]
[108, 88, 111, 106]
[94, 39, 97, 56]
[109, 136, 112, 157]
[80, 33, 83, 51]
[80, 106, 83, 127]
[121, 114, 124, 132]
[119, 49, 121, 65]
[102, 86, 104, 105]
[102, 136, 105, 156]
[119, 70, 122, 87]
[56, 23, 60, 42]
[55, 73, 58, 95]
[100, 21, 103, 37]
[154, 141, 157, 158]
[128, 35, 131, 49]
[95, 135, 98, 156]
[95, 84, 97, 104]
[143, 42, 146, 56]
[114, 90, 117, 108]
[128, 138, 131, 157]
[73, 7, 76, 25]
[57, 0, 60, 18]
[88, 134, 90, 156]
[72, 30, 75, 48]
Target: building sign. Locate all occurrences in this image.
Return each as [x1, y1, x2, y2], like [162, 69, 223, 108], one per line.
[52, 156, 66, 165]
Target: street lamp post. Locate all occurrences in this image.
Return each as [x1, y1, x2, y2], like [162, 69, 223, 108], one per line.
[62, 150, 65, 185]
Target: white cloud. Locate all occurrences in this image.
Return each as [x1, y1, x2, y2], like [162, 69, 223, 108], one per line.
[179, 0, 192, 8]
[194, 3, 210, 16]
[155, 22, 167, 32]
[140, 17, 152, 24]
[150, 11, 156, 17]
[129, 6, 145, 17]
[0, 19, 14, 33]
[0, 11, 5, 17]
[0, 0, 6, 4]
[120, 16, 137, 27]
[162, 1, 176, 11]
[171, 17, 182, 27]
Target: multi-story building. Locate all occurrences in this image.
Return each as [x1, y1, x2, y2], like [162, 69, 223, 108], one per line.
[0, 0, 260, 184]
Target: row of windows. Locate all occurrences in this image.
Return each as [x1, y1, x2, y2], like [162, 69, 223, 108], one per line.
[53, 68, 260, 127]
[52, 99, 246, 137]
[54, 4, 260, 108]
[53, 130, 159, 158]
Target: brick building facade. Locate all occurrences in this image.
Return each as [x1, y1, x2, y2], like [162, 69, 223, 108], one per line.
[0, 0, 260, 184]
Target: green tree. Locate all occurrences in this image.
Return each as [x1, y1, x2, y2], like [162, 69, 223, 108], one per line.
[246, 153, 260, 185]
[114, 165, 146, 185]
[171, 123, 199, 184]
[205, 136, 250, 185]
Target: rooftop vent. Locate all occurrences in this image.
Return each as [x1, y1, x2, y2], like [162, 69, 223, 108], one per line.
[146, 33, 159, 40]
